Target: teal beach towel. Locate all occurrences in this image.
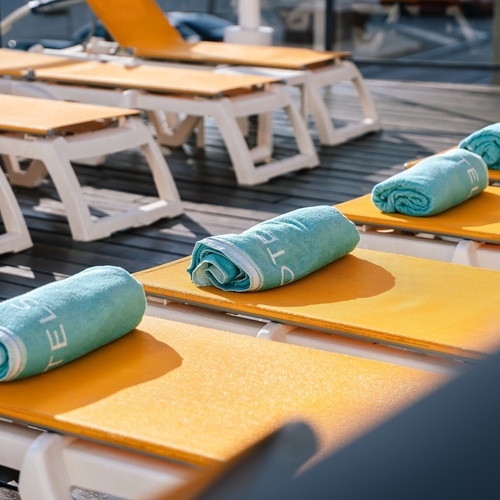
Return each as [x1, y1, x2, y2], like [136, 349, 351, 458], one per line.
[0, 266, 146, 381]
[459, 122, 500, 170]
[187, 206, 360, 292]
[371, 149, 488, 216]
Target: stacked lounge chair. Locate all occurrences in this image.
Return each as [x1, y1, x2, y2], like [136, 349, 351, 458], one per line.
[0, 48, 319, 186]
[82, 0, 382, 147]
[0, 164, 32, 254]
[0, 92, 182, 244]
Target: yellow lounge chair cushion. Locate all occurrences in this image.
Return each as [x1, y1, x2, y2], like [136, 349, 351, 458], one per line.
[0, 48, 278, 97]
[86, 0, 348, 70]
[336, 185, 500, 243]
[0, 93, 137, 136]
[136, 248, 500, 360]
[0, 316, 445, 467]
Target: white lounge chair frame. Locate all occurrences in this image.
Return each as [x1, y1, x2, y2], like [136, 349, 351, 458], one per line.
[0, 301, 461, 500]
[355, 228, 500, 270]
[0, 99, 183, 241]
[0, 64, 319, 187]
[0, 420, 195, 499]
[81, 39, 382, 147]
[0, 166, 32, 254]
[217, 59, 382, 146]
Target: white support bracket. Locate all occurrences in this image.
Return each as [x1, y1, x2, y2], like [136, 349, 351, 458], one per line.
[257, 322, 296, 342]
[451, 239, 481, 267]
[18, 432, 75, 500]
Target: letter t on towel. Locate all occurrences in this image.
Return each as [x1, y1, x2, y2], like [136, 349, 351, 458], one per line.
[0, 266, 146, 381]
[187, 206, 360, 292]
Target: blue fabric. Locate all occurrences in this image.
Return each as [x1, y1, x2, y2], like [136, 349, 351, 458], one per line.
[0, 266, 146, 381]
[371, 149, 488, 216]
[459, 122, 500, 170]
[187, 206, 360, 292]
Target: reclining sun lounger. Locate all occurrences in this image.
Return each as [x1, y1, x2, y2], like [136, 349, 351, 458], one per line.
[0, 313, 448, 499]
[0, 92, 182, 241]
[83, 0, 382, 147]
[335, 144, 500, 270]
[0, 165, 32, 254]
[335, 185, 500, 270]
[135, 247, 500, 363]
[0, 48, 318, 186]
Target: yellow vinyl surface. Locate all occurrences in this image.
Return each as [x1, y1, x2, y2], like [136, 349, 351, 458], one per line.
[336, 186, 500, 243]
[0, 315, 446, 467]
[0, 93, 137, 135]
[0, 48, 71, 75]
[0, 48, 278, 96]
[135, 248, 500, 360]
[86, 0, 347, 70]
[136, 42, 345, 71]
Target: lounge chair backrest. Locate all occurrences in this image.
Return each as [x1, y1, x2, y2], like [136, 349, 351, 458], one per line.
[86, 0, 187, 52]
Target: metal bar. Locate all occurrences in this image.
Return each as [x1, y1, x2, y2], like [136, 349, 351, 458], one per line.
[353, 57, 500, 72]
[324, 0, 334, 51]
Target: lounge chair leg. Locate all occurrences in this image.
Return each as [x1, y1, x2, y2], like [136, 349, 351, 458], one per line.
[212, 87, 318, 185]
[2, 156, 48, 187]
[149, 111, 204, 148]
[306, 61, 382, 146]
[257, 322, 296, 342]
[18, 433, 75, 500]
[452, 240, 481, 267]
[0, 118, 182, 242]
[0, 167, 32, 253]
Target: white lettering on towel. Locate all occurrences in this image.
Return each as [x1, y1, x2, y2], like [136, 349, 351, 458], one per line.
[467, 168, 480, 183]
[10, 298, 56, 324]
[281, 266, 295, 286]
[46, 324, 68, 351]
[256, 229, 296, 286]
[43, 324, 68, 371]
[44, 356, 64, 370]
[9, 297, 70, 372]
[267, 248, 285, 264]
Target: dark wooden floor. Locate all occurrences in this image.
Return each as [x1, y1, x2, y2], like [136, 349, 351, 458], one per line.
[1, 78, 499, 301]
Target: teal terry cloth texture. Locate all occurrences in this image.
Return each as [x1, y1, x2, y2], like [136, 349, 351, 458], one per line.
[371, 149, 488, 217]
[459, 122, 500, 170]
[187, 206, 360, 292]
[0, 266, 146, 381]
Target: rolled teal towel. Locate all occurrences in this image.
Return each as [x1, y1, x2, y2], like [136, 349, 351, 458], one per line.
[0, 266, 146, 381]
[187, 206, 360, 292]
[371, 149, 488, 216]
[459, 122, 500, 170]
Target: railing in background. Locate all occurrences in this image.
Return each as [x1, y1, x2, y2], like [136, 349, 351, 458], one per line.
[0, 0, 498, 84]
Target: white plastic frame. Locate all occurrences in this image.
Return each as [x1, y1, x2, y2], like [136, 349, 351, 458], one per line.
[0, 166, 32, 254]
[0, 99, 182, 241]
[355, 225, 500, 271]
[0, 74, 319, 186]
[0, 420, 195, 500]
[79, 41, 382, 147]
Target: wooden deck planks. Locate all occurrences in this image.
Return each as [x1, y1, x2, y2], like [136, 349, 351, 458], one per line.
[1, 78, 499, 301]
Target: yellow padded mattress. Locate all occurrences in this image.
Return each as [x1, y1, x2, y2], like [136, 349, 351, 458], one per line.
[86, 0, 348, 70]
[336, 185, 500, 243]
[135, 248, 500, 360]
[0, 48, 278, 97]
[0, 316, 446, 467]
[0, 93, 137, 136]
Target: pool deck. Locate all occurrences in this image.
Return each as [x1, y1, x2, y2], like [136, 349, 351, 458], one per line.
[0, 77, 499, 299]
